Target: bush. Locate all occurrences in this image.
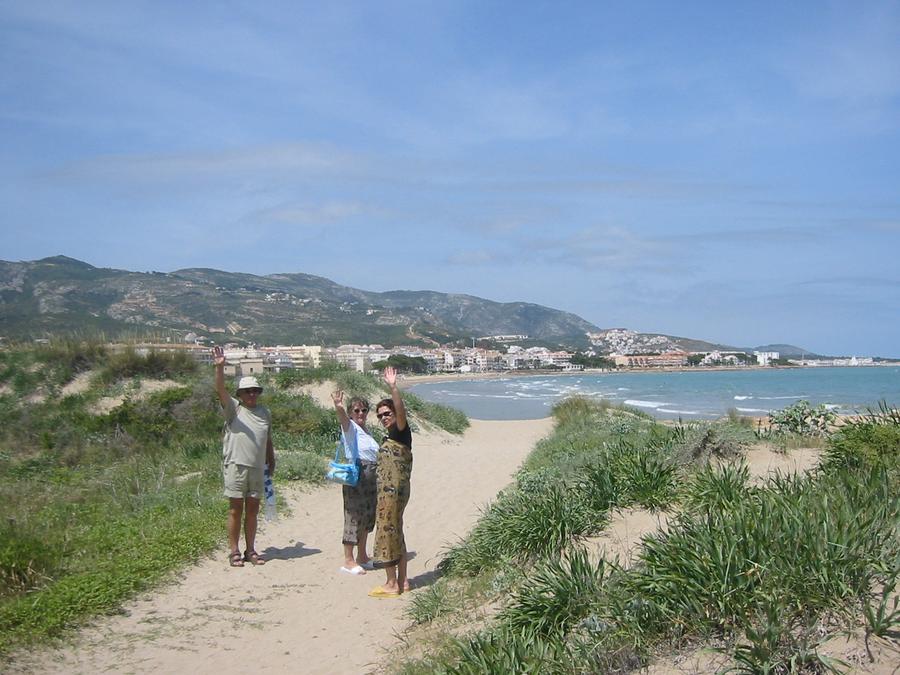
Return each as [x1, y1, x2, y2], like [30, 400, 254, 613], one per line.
[500, 548, 609, 639]
[769, 400, 835, 437]
[98, 348, 197, 383]
[823, 402, 900, 472]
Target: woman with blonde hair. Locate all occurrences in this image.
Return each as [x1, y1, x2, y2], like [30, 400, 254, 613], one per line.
[331, 391, 379, 575]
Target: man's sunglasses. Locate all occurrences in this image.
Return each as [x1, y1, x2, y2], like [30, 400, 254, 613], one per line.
[241, 388, 262, 395]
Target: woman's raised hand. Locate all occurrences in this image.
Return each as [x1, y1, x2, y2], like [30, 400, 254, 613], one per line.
[383, 366, 397, 387]
[331, 390, 344, 405]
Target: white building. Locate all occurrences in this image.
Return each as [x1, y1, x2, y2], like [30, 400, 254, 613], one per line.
[753, 351, 780, 366]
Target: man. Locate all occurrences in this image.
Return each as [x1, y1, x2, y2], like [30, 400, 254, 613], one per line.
[213, 346, 275, 567]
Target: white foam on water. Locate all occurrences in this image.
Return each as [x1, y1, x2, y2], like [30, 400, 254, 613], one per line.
[733, 395, 753, 400]
[657, 408, 700, 415]
[624, 399, 669, 409]
[736, 407, 769, 413]
[758, 395, 806, 400]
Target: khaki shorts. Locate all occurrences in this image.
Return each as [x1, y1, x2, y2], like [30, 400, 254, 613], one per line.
[223, 463, 264, 499]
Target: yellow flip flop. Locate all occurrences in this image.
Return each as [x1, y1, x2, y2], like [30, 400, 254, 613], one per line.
[368, 585, 401, 598]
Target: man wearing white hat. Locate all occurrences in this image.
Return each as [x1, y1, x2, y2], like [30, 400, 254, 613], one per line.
[213, 346, 276, 567]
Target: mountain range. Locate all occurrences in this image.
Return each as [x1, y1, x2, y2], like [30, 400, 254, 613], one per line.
[0, 256, 811, 355]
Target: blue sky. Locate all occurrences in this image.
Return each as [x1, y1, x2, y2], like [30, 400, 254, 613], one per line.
[2, 1, 899, 357]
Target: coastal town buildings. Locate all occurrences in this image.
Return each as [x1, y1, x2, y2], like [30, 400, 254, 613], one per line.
[117, 337, 882, 376]
[612, 351, 689, 368]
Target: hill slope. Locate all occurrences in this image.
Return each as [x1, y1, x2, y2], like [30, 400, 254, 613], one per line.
[0, 256, 600, 347]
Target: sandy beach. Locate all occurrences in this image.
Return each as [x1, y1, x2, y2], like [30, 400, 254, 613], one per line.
[11, 380, 892, 675]
[16, 415, 555, 675]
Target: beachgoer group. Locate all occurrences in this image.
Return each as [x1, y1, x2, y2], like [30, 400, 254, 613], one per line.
[214, 351, 413, 597]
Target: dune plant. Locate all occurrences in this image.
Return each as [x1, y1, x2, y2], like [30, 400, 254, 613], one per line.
[407, 578, 458, 625]
[769, 399, 835, 437]
[822, 401, 900, 473]
[500, 548, 610, 640]
[617, 467, 898, 640]
[684, 461, 752, 514]
[97, 347, 197, 383]
[614, 446, 679, 511]
[441, 482, 597, 576]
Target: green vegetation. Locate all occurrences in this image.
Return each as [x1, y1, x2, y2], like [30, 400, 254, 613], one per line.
[371, 354, 430, 374]
[569, 353, 616, 369]
[768, 399, 836, 437]
[0, 341, 467, 655]
[401, 396, 900, 673]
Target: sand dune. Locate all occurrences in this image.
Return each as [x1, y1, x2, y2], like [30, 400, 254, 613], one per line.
[21, 417, 554, 675]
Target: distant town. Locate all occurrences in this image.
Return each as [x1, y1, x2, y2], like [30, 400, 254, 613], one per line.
[109, 328, 881, 378]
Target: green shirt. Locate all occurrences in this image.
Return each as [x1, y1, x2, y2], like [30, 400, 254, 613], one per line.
[221, 396, 271, 468]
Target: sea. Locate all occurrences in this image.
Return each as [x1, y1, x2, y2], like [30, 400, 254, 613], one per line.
[407, 366, 900, 421]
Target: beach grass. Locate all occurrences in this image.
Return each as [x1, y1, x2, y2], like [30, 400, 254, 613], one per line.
[402, 395, 900, 673]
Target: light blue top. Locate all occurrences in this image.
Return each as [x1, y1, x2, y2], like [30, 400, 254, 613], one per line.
[343, 419, 380, 463]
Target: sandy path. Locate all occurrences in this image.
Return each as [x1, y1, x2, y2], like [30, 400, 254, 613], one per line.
[23, 417, 554, 675]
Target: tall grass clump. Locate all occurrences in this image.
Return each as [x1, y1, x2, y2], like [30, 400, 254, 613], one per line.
[441, 482, 598, 576]
[822, 400, 900, 473]
[97, 347, 198, 383]
[35, 338, 108, 386]
[615, 466, 899, 641]
[683, 461, 752, 514]
[500, 548, 610, 640]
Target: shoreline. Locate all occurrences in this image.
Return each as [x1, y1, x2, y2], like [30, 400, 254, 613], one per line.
[399, 363, 897, 388]
[400, 365, 897, 424]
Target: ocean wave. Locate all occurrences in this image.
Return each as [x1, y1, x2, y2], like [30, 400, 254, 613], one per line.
[657, 408, 700, 415]
[624, 399, 670, 409]
[736, 407, 769, 413]
[757, 395, 806, 400]
[733, 395, 753, 400]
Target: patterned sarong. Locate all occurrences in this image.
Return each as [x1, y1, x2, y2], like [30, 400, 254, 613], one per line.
[373, 438, 412, 566]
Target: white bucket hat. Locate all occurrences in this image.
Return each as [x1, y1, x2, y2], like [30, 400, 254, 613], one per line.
[236, 376, 262, 392]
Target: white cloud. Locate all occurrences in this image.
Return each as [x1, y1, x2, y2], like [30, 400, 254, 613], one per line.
[40, 143, 359, 185]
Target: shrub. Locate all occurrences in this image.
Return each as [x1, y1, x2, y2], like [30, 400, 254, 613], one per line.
[769, 400, 835, 437]
[684, 461, 752, 514]
[614, 447, 678, 511]
[500, 548, 609, 639]
[441, 483, 597, 576]
[98, 347, 197, 383]
[823, 402, 900, 472]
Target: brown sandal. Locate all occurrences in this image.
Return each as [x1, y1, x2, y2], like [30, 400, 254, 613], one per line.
[229, 551, 244, 567]
[244, 549, 266, 565]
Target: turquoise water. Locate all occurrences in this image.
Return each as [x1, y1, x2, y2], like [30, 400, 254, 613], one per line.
[408, 367, 900, 420]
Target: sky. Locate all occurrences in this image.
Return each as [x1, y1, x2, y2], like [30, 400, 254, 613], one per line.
[2, 2, 899, 357]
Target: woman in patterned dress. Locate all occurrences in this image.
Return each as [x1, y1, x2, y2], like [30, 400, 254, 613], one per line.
[369, 366, 412, 597]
